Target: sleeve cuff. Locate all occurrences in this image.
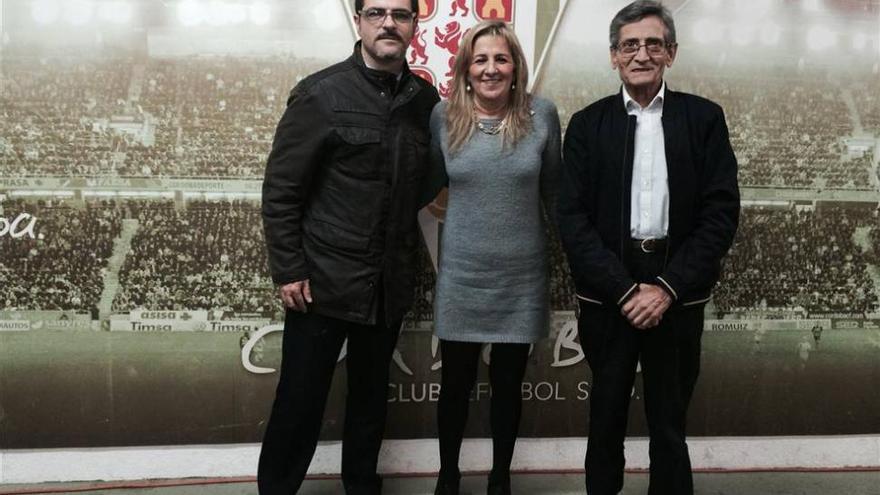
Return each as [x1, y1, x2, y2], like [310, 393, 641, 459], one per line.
[656, 276, 678, 301]
[616, 283, 639, 306]
[272, 268, 311, 286]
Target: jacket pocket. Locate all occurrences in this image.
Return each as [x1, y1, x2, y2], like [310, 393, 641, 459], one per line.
[307, 218, 371, 253]
[337, 126, 381, 145]
[333, 126, 383, 180]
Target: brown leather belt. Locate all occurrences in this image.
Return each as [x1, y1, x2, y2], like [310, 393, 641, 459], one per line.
[631, 238, 668, 254]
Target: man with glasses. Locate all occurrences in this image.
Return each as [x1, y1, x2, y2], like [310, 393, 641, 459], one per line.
[558, 1, 739, 494]
[259, 1, 438, 493]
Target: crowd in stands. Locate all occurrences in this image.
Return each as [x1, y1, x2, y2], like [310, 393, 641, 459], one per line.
[3, 52, 880, 319]
[1, 57, 133, 176]
[2, 196, 878, 318]
[131, 57, 314, 177]
[407, 204, 880, 319]
[0, 198, 121, 314]
[714, 205, 879, 316]
[850, 73, 880, 133]
[541, 63, 875, 190]
[3, 54, 876, 189]
[112, 200, 276, 313]
[686, 71, 869, 189]
[0, 55, 325, 178]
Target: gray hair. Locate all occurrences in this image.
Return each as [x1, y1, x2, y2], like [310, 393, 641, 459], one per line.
[609, 0, 676, 48]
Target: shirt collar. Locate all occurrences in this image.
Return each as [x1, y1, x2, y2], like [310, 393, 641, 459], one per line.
[622, 81, 666, 113]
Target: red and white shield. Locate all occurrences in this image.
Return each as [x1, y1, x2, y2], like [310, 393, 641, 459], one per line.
[417, 0, 438, 21]
[474, 0, 513, 22]
[409, 66, 436, 86]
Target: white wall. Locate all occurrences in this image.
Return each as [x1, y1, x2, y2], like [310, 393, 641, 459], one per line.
[3, 436, 880, 484]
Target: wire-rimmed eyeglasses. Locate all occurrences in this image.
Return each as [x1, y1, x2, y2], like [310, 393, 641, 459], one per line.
[612, 38, 676, 57]
[358, 8, 417, 25]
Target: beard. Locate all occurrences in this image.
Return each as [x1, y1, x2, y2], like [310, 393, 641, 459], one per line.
[366, 32, 407, 61]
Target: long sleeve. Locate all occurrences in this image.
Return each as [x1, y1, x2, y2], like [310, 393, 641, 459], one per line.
[418, 103, 449, 208]
[557, 111, 637, 305]
[261, 86, 331, 285]
[539, 100, 562, 226]
[656, 106, 740, 301]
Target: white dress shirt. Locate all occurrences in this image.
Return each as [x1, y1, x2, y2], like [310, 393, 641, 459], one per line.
[624, 82, 669, 239]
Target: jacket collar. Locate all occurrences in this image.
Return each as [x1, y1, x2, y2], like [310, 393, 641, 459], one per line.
[622, 81, 666, 113]
[660, 87, 683, 215]
[612, 84, 683, 146]
[660, 85, 682, 129]
[351, 41, 412, 94]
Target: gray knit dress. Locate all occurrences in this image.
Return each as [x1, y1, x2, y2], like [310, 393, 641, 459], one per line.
[427, 96, 561, 344]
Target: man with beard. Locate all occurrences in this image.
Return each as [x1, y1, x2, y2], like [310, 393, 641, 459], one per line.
[258, 1, 439, 493]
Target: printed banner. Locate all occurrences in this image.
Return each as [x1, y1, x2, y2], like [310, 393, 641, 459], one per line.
[0, 311, 91, 321]
[704, 319, 833, 332]
[0, 320, 31, 332]
[4, 312, 880, 447]
[130, 310, 209, 322]
[31, 320, 95, 331]
[1, 0, 879, 449]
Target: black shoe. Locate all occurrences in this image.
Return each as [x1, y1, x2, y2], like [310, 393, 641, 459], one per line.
[487, 470, 511, 495]
[434, 471, 461, 495]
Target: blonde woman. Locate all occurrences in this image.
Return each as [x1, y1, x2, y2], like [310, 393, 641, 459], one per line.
[424, 20, 561, 495]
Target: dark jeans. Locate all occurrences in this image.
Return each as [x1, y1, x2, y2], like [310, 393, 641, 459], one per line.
[436, 339, 530, 481]
[257, 308, 401, 495]
[578, 250, 704, 495]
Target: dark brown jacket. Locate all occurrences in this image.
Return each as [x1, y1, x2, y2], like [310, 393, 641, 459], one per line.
[262, 43, 439, 325]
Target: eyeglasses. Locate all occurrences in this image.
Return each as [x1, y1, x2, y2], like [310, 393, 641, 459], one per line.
[613, 38, 674, 57]
[358, 7, 417, 25]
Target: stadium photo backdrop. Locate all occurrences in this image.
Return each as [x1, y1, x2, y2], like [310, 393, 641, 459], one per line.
[1, 0, 879, 449]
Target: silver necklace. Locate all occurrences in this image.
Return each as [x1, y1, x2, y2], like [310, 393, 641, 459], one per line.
[476, 118, 505, 135]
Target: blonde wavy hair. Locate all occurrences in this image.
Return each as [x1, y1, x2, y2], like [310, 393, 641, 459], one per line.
[446, 20, 532, 153]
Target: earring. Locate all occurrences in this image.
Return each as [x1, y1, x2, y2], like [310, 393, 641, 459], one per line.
[466, 84, 472, 92]
[511, 83, 516, 90]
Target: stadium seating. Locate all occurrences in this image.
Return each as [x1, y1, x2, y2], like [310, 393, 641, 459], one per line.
[112, 199, 276, 312]
[0, 198, 121, 313]
[714, 205, 879, 315]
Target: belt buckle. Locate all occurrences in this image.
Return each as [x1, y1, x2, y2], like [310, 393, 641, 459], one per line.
[640, 238, 657, 253]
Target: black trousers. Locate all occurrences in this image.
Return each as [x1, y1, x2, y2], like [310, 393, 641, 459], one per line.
[436, 339, 530, 480]
[257, 308, 401, 495]
[578, 250, 704, 495]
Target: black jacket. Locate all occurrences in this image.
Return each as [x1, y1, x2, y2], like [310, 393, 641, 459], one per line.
[262, 43, 440, 325]
[558, 88, 740, 309]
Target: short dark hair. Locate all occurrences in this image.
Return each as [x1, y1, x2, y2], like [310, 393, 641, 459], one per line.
[609, 0, 676, 48]
[355, 0, 420, 15]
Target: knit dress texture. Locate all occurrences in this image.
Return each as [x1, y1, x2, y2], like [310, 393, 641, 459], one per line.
[427, 96, 561, 344]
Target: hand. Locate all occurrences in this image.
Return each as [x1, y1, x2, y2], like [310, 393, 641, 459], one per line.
[279, 279, 312, 312]
[621, 283, 672, 330]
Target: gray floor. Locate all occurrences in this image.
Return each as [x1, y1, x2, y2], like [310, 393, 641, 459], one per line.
[3, 472, 880, 495]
